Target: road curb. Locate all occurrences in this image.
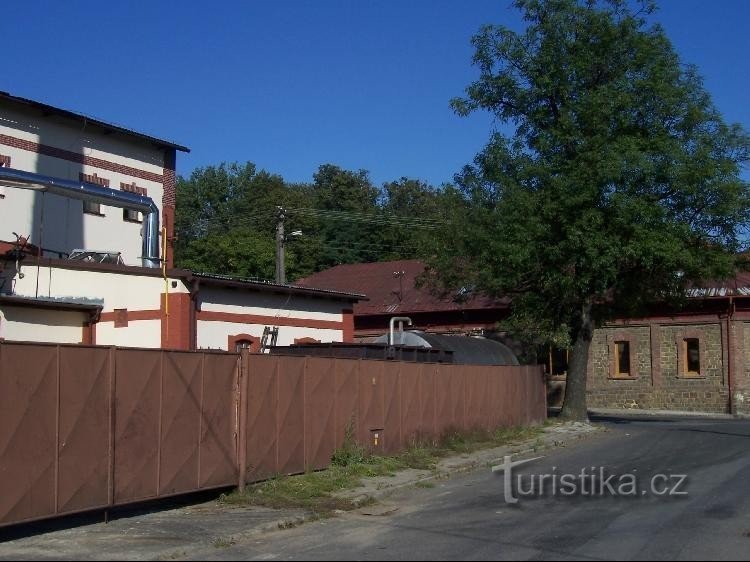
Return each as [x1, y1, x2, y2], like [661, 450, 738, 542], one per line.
[339, 422, 606, 506]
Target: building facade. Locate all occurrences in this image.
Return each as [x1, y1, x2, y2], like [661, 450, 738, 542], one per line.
[0, 93, 363, 350]
[586, 293, 750, 416]
[0, 91, 187, 267]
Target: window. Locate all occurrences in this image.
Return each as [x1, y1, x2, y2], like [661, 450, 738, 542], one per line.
[83, 200, 102, 216]
[234, 339, 254, 352]
[684, 338, 701, 376]
[614, 341, 631, 377]
[123, 209, 142, 223]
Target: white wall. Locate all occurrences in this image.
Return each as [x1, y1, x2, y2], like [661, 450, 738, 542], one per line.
[0, 305, 85, 344]
[197, 320, 342, 351]
[95, 319, 162, 348]
[8, 264, 188, 348]
[12, 264, 188, 312]
[196, 286, 348, 351]
[0, 103, 166, 265]
[198, 287, 346, 321]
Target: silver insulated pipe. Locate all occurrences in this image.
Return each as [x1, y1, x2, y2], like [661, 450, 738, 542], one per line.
[0, 167, 161, 268]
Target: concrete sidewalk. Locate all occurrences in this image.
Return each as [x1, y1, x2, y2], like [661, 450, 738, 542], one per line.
[0, 421, 604, 561]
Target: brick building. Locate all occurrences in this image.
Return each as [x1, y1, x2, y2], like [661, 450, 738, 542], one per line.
[585, 274, 750, 416]
[297, 259, 511, 340]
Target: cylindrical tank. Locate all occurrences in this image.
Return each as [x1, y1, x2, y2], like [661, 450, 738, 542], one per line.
[373, 330, 519, 366]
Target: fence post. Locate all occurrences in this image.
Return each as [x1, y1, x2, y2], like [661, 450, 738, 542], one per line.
[237, 349, 249, 492]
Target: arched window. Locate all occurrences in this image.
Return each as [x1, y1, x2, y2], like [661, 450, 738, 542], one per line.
[228, 334, 260, 353]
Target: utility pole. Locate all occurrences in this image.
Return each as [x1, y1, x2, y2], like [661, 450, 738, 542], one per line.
[275, 206, 285, 284]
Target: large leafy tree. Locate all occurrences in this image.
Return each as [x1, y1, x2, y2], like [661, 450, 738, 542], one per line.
[433, 0, 750, 419]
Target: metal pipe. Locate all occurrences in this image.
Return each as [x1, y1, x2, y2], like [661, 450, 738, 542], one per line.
[389, 316, 413, 346]
[0, 167, 161, 268]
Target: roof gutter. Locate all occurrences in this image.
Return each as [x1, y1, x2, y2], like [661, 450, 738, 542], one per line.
[0, 167, 160, 268]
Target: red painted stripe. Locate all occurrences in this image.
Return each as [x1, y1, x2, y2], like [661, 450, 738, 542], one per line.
[99, 309, 162, 323]
[0, 133, 164, 184]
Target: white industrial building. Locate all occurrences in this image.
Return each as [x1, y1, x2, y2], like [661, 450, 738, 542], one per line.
[0, 92, 361, 350]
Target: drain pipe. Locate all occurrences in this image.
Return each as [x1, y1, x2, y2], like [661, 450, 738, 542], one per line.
[389, 316, 413, 346]
[0, 167, 161, 268]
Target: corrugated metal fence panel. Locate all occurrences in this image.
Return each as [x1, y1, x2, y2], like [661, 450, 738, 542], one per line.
[277, 357, 306, 476]
[399, 362, 421, 446]
[358, 360, 384, 446]
[199, 353, 240, 489]
[113, 349, 162, 504]
[245, 354, 278, 482]
[0, 343, 58, 526]
[159, 351, 203, 496]
[57, 346, 111, 515]
[0, 343, 242, 529]
[382, 362, 401, 454]
[305, 357, 337, 471]
[334, 358, 359, 447]
[0, 342, 544, 529]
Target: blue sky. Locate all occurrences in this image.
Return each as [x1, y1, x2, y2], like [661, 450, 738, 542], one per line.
[3, 0, 749, 187]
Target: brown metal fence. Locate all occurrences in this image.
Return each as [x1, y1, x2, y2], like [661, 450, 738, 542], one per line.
[0, 342, 239, 528]
[0, 342, 546, 529]
[239, 355, 546, 485]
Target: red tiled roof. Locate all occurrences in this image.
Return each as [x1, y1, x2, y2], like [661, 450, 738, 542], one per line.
[296, 260, 509, 316]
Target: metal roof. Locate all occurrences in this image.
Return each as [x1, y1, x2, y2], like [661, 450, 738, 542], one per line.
[296, 259, 508, 316]
[0, 91, 190, 153]
[0, 294, 103, 312]
[192, 272, 367, 302]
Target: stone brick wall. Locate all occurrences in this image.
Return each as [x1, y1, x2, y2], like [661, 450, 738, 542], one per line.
[587, 322, 730, 413]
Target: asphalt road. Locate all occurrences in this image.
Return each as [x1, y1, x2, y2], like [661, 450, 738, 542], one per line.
[199, 415, 750, 561]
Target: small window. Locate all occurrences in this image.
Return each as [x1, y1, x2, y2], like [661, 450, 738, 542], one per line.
[684, 338, 700, 375]
[614, 341, 631, 377]
[123, 209, 142, 223]
[83, 200, 102, 216]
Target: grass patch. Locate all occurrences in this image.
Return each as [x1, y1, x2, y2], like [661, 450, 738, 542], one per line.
[211, 537, 235, 549]
[221, 423, 544, 515]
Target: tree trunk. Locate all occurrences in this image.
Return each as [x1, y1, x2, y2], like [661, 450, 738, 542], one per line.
[560, 301, 594, 421]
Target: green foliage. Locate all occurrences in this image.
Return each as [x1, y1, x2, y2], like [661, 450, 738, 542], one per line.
[431, 0, 750, 347]
[330, 419, 370, 467]
[222, 423, 544, 513]
[174, 162, 450, 281]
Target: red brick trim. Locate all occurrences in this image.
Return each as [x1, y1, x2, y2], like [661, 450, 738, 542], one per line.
[228, 333, 261, 353]
[731, 320, 746, 391]
[607, 331, 638, 380]
[0, 133, 164, 184]
[120, 181, 148, 196]
[197, 310, 344, 331]
[82, 322, 96, 345]
[162, 206, 175, 269]
[674, 328, 708, 379]
[100, 309, 161, 322]
[342, 309, 354, 343]
[79, 172, 110, 188]
[113, 309, 128, 328]
[162, 151, 177, 269]
[650, 323, 661, 386]
[161, 293, 191, 350]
